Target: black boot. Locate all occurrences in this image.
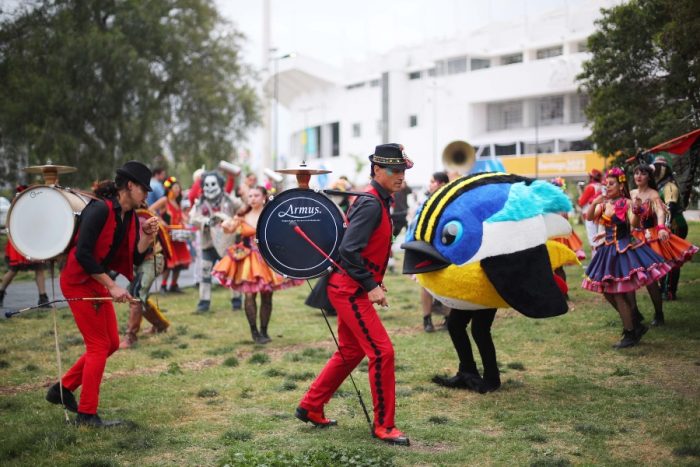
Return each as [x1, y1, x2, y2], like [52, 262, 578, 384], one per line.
[75, 412, 125, 428]
[250, 326, 262, 343]
[0, 289, 5, 307]
[38, 293, 51, 308]
[257, 326, 271, 344]
[423, 315, 435, 333]
[613, 329, 638, 349]
[46, 382, 78, 412]
[651, 312, 665, 326]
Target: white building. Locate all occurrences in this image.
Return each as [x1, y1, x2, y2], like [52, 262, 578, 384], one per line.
[267, 1, 617, 187]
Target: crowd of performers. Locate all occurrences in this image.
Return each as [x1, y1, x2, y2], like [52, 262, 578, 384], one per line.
[1, 147, 695, 441]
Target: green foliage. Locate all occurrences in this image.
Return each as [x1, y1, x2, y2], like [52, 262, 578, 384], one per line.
[222, 356, 239, 367]
[0, 0, 260, 187]
[197, 388, 218, 398]
[247, 352, 270, 365]
[577, 0, 700, 160]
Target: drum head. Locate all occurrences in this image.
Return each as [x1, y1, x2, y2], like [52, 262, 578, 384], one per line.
[257, 188, 346, 279]
[7, 186, 85, 260]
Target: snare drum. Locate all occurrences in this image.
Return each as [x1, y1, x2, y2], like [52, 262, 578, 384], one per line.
[170, 229, 194, 242]
[257, 188, 347, 279]
[7, 185, 89, 260]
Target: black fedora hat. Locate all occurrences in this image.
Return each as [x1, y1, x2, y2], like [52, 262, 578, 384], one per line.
[368, 143, 414, 170]
[116, 161, 152, 191]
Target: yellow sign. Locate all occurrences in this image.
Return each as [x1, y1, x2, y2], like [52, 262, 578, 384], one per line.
[500, 152, 609, 178]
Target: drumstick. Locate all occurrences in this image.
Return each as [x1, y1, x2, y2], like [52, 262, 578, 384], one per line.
[289, 221, 349, 276]
[4, 297, 140, 318]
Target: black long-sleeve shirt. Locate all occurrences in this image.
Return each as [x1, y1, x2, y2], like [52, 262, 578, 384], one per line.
[75, 197, 146, 275]
[338, 179, 393, 292]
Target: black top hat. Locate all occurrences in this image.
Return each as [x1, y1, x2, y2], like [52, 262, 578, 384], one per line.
[116, 161, 152, 191]
[368, 143, 413, 170]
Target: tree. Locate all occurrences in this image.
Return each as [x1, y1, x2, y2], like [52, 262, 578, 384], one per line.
[577, 0, 700, 161]
[0, 0, 259, 188]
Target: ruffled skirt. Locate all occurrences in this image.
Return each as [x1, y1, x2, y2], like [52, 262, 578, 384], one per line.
[631, 228, 698, 269]
[582, 239, 671, 294]
[213, 246, 303, 293]
[165, 240, 191, 270]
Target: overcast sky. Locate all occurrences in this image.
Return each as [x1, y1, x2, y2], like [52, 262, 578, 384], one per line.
[217, 0, 600, 70]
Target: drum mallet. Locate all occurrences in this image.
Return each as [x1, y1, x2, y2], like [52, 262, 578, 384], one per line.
[5, 297, 139, 318]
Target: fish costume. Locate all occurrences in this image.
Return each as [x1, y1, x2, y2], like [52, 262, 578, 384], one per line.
[403, 173, 578, 315]
[402, 173, 579, 391]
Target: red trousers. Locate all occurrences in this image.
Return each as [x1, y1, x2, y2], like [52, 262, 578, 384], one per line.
[60, 276, 119, 414]
[300, 273, 396, 429]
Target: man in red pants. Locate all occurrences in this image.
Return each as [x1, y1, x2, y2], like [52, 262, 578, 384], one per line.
[296, 143, 412, 446]
[45, 161, 159, 427]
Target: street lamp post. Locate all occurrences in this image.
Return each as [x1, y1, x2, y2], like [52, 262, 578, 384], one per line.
[271, 51, 295, 170]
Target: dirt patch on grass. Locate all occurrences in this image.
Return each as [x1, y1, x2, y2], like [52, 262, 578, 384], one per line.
[405, 439, 455, 453]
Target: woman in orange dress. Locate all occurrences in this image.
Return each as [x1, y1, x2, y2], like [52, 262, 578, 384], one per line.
[629, 163, 697, 325]
[150, 177, 192, 293]
[213, 186, 302, 344]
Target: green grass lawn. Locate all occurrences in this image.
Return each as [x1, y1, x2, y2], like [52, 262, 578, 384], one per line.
[0, 223, 698, 466]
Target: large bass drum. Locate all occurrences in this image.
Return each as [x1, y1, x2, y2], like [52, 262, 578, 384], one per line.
[7, 185, 89, 260]
[257, 188, 346, 279]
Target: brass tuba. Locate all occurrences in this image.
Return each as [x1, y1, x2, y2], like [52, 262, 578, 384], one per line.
[442, 140, 475, 174]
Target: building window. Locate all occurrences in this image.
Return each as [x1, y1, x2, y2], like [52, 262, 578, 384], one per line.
[426, 67, 437, 77]
[536, 96, 564, 126]
[495, 143, 517, 156]
[408, 71, 421, 80]
[346, 82, 366, 90]
[331, 122, 340, 156]
[570, 93, 588, 123]
[409, 115, 418, 127]
[576, 40, 589, 53]
[487, 100, 523, 131]
[471, 58, 490, 71]
[447, 56, 467, 75]
[369, 79, 380, 87]
[536, 45, 563, 60]
[560, 139, 592, 152]
[473, 145, 491, 158]
[352, 123, 361, 138]
[524, 140, 555, 154]
[501, 53, 523, 65]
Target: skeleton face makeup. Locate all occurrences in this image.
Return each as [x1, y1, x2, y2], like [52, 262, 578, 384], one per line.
[203, 173, 222, 200]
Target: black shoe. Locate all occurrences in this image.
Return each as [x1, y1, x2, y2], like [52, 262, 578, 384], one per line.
[480, 378, 501, 393]
[255, 334, 271, 344]
[231, 297, 242, 310]
[195, 300, 210, 313]
[635, 323, 649, 340]
[613, 329, 638, 349]
[38, 293, 51, 308]
[432, 371, 484, 392]
[168, 284, 184, 294]
[651, 313, 665, 326]
[423, 316, 435, 333]
[0, 289, 5, 307]
[75, 412, 125, 428]
[46, 383, 78, 413]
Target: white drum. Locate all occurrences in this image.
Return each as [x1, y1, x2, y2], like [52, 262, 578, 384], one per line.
[170, 229, 194, 242]
[7, 185, 88, 260]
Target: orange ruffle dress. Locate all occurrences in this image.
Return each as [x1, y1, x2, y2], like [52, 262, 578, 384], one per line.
[631, 199, 698, 269]
[164, 201, 192, 270]
[552, 230, 586, 261]
[212, 221, 303, 293]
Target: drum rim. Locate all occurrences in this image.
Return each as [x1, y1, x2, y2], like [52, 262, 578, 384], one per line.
[7, 185, 85, 260]
[257, 188, 346, 279]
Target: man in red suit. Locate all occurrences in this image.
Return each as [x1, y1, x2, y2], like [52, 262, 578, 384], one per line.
[45, 161, 159, 427]
[296, 143, 412, 446]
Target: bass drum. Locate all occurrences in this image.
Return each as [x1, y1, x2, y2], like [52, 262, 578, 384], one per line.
[7, 185, 89, 261]
[257, 188, 346, 279]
